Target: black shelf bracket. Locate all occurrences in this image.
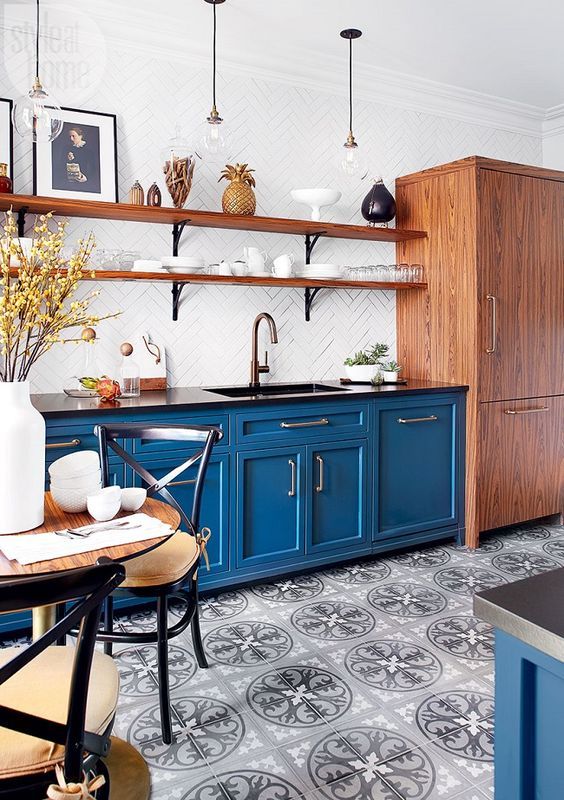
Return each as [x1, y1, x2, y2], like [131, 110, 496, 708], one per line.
[303, 232, 323, 321]
[171, 219, 191, 320]
[304, 287, 322, 322]
[17, 206, 28, 237]
[171, 282, 188, 322]
[172, 219, 190, 256]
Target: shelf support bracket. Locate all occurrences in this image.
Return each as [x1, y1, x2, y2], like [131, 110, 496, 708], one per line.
[17, 207, 28, 238]
[171, 282, 188, 322]
[304, 287, 322, 322]
[172, 219, 190, 256]
[304, 232, 322, 265]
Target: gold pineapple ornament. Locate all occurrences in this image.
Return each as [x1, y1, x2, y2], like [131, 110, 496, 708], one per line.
[219, 163, 256, 216]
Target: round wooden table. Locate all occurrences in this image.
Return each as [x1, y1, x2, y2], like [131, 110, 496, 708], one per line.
[0, 492, 181, 637]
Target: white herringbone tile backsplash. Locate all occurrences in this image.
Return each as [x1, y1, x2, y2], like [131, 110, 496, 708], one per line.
[0, 51, 542, 393]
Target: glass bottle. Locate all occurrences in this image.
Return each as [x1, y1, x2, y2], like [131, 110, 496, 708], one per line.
[0, 163, 12, 193]
[120, 342, 140, 397]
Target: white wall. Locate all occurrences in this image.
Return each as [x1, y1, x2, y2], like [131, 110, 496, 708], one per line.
[0, 48, 543, 393]
[543, 132, 564, 170]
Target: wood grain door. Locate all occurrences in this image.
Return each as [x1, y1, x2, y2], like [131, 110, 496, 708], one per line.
[478, 396, 564, 531]
[478, 170, 564, 401]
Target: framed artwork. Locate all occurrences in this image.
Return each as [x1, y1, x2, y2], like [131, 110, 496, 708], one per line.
[0, 98, 14, 182]
[33, 106, 118, 202]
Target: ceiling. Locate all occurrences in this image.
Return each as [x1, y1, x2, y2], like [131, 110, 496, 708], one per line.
[89, 0, 564, 110]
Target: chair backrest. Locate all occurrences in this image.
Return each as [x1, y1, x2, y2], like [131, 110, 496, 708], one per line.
[0, 561, 125, 784]
[94, 423, 223, 533]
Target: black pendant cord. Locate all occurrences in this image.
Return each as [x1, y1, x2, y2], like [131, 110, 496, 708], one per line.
[348, 37, 353, 135]
[212, 1, 217, 109]
[35, 0, 40, 78]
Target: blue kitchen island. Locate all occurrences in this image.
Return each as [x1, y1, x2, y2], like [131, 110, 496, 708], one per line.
[475, 568, 564, 800]
[1, 379, 467, 633]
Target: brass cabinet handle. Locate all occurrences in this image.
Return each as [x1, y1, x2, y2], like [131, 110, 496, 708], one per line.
[315, 455, 324, 493]
[46, 438, 81, 450]
[486, 294, 497, 354]
[504, 406, 549, 415]
[280, 418, 329, 429]
[169, 478, 197, 487]
[288, 459, 296, 497]
[397, 415, 438, 424]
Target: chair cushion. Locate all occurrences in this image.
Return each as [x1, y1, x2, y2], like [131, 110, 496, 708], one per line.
[0, 646, 118, 779]
[122, 531, 200, 588]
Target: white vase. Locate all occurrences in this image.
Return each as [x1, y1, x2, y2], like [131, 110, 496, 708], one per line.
[0, 381, 45, 533]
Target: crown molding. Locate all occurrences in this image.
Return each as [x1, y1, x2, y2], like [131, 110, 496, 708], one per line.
[543, 104, 564, 138]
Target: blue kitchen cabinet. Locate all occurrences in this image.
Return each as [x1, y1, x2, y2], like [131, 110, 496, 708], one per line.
[129, 453, 230, 578]
[374, 395, 464, 542]
[235, 446, 305, 568]
[307, 440, 368, 554]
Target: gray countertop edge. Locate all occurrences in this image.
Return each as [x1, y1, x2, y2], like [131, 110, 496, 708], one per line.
[32, 379, 469, 418]
[474, 592, 564, 663]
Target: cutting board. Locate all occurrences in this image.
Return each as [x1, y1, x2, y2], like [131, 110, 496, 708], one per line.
[132, 333, 167, 391]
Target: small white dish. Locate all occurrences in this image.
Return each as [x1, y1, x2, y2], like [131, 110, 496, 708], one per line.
[120, 487, 147, 512]
[86, 486, 122, 522]
[49, 450, 100, 480]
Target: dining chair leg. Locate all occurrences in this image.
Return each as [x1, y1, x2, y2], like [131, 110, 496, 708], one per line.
[190, 592, 208, 670]
[103, 596, 114, 657]
[157, 595, 173, 744]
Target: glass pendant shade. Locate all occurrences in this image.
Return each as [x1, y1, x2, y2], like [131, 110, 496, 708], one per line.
[12, 79, 63, 143]
[200, 113, 230, 160]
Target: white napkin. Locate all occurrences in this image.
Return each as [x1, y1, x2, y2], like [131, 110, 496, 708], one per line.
[0, 513, 173, 565]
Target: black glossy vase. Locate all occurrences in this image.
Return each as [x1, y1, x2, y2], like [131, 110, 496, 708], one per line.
[361, 179, 396, 226]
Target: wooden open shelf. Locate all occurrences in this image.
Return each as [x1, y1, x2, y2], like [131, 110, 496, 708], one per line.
[0, 193, 427, 243]
[83, 270, 427, 291]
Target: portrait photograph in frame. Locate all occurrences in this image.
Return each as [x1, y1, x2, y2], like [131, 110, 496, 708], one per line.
[0, 98, 14, 183]
[33, 106, 118, 202]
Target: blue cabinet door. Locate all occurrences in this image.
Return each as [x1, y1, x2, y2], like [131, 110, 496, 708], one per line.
[130, 453, 229, 576]
[236, 446, 305, 568]
[307, 440, 368, 554]
[375, 398, 459, 539]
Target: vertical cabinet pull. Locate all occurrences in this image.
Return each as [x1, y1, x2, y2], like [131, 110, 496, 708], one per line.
[486, 294, 497, 354]
[288, 459, 296, 497]
[315, 455, 324, 493]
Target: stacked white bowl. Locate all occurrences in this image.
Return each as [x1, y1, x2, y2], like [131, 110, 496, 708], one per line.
[49, 450, 102, 513]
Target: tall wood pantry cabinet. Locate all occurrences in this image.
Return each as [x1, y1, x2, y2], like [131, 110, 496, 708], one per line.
[395, 157, 564, 547]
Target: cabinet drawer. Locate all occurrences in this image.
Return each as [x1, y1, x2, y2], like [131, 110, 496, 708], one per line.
[236, 403, 369, 445]
[478, 395, 563, 531]
[131, 413, 229, 457]
[46, 424, 105, 465]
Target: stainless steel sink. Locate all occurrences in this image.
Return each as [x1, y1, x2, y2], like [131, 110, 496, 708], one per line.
[204, 382, 349, 399]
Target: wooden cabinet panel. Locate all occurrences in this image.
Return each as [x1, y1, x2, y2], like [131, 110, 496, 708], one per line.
[478, 170, 564, 401]
[478, 396, 563, 531]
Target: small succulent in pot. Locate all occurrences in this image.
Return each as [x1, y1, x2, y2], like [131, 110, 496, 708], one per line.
[343, 342, 389, 383]
[380, 360, 403, 382]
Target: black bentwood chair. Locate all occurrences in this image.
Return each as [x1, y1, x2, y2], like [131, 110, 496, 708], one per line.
[0, 561, 127, 799]
[94, 422, 223, 744]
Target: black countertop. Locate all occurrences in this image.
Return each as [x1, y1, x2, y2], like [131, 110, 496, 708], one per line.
[32, 379, 468, 418]
[474, 568, 564, 662]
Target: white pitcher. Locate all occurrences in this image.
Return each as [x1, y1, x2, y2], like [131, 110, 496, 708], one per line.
[243, 247, 267, 273]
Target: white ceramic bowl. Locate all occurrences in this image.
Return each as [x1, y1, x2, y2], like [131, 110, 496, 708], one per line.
[161, 256, 204, 268]
[51, 482, 102, 514]
[86, 487, 122, 522]
[120, 487, 147, 512]
[344, 364, 381, 383]
[50, 467, 101, 490]
[290, 189, 342, 221]
[49, 450, 100, 480]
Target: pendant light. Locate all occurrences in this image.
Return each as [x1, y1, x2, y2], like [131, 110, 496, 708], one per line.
[12, 0, 63, 143]
[200, 0, 230, 159]
[338, 28, 365, 178]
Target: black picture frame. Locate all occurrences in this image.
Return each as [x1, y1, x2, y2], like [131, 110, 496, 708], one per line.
[0, 97, 14, 184]
[33, 106, 118, 202]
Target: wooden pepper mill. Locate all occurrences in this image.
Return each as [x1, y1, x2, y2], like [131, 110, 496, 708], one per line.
[128, 181, 145, 205]
[146, 183, 162, 207]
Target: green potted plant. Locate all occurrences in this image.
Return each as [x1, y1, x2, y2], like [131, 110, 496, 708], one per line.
[344, 343, 389, 383]
[380, 359, 403, 383]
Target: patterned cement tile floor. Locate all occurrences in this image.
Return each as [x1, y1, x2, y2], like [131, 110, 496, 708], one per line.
[4, 518, 564, 799]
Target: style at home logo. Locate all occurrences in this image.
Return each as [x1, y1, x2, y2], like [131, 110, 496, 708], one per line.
[2, 4, 107, 99]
